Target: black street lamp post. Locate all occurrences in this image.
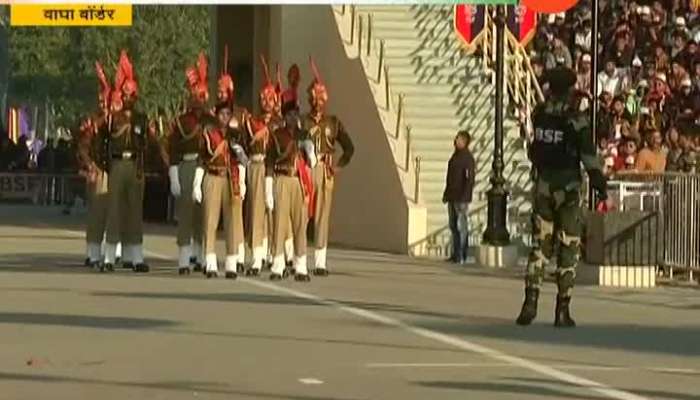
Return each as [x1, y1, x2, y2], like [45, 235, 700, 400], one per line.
[482, 5, 510, 246]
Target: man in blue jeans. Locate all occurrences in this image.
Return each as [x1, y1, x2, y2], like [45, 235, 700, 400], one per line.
[442, 130, 475, 264]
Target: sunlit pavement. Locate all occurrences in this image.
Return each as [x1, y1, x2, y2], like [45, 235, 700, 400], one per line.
[1, 205, 698, 400]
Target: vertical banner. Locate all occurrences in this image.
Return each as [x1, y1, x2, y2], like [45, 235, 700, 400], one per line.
[454, 4, 486, 54]
[507, 4, 537, 46]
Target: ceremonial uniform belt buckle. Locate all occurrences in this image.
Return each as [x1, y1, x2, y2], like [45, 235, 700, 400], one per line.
[183, 153, 199, 161]
[122, 151, 133, 159]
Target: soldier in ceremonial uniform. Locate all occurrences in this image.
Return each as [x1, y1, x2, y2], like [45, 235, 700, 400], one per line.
[245, 56, 286, 275]
[301, 58, 355, 276]
[216, 47, 251, 273]
[266, 100, 316, 281]
[77, 61, 111, 268]
[516, 67, 608, 328]
[195, 100, 248, 279]
[99, 50, 156, 273]
[168, 52, 208, 275]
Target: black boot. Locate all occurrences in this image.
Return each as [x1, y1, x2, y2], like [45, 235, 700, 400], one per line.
[134, 263, 150, 273]
[84, 257, 91, 267]
[554, 295, 576, 328]
[122, 262, 134, 270]
[225, 271, 238, 280]
[269, 273, 283, 281]
[516, 288, 539, 326]
[178, 267, 191, 276]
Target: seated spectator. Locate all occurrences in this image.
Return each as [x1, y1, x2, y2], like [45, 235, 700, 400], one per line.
[629, 56, 645, 89]
[665, 127, 685, 171]
[598, 60, 627, 96]
[12, 135, 31, 171]
[675, 132, 698, 173]
[671, 28, 689, 59]
[671, 78, 700, 117]
[609, 95, 636, 140]
[613, 137, 639, 173]
[0, 135, 17, 171]
[669, 59, 691, 92]
[635, 130, 667, 172]
[607, 31, 635, 68]
[576, 53, 593, 95]
[692, 61, 700, 91]
[654, 45, 671, 72]
[573, 18, 592, 54]
[678, 39, 699, 71]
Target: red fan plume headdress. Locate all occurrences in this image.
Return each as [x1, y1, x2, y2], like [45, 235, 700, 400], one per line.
[95, 61, 111, 109]
[119, 50, 137, 98]
[259, 54, 278, 111]
[217, 44, 234, 104]
[308, 56, 328, 103]
[186, 51, 209, 103]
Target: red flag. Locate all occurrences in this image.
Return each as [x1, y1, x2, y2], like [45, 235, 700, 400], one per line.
[454, 5, 486, 54]
[507, 4, 538, 46]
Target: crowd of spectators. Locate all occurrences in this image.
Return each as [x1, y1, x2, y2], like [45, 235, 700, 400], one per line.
[529, 0, 700, 177]
[0, 131, 76, 173]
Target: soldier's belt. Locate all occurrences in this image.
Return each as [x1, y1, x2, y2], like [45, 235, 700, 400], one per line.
[250, 154, 266, 163]
[207, 167, 227, 176]
[112, 151, 134, 160]
[182, 153, 199, 162]
[274, 166, 298, 177]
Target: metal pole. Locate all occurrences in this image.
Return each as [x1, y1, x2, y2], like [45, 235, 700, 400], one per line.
[482, 5, 510, 246]
[589, 0, 599, 210]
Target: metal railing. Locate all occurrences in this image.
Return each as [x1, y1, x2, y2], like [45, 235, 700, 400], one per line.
[334, 5, 421, 205]
[599, 173, 700, 283]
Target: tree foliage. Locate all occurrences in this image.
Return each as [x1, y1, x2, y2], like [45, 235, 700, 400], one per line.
[8, 5, 210, 128]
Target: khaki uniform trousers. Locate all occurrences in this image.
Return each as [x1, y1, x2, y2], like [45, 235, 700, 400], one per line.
[202, 173, 244, 256]
[105, 159, 144, 246]
[86, 170, 109, 245]
[272, 175, 307, 259]
[247, 160, 268, 250]
[175, 160, 203, 246]
[312, 161, 334, 249]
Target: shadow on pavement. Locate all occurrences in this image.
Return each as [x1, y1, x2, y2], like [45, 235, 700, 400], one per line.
[0, 312, 179, 330]
[90, 290, 472, 321]
[157, 328, 457, 354]
[516, 377, 699, 400]
[415, 378, 606, 400]
[0, 253, 174, 275]
[0, 371, 367, 400]
[415, 317, 700, 358]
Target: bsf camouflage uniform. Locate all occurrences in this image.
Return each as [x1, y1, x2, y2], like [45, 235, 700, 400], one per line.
[526, 98, 601, 295]
[517, 85, 607, 327]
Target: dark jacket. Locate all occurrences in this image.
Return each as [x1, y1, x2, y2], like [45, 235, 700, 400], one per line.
[443, 148, 475, 203]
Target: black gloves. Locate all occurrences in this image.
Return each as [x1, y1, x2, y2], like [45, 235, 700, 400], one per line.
[588, 169, 608, 201]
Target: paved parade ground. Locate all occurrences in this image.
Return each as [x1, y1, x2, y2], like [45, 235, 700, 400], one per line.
[1, 205, 699, 400]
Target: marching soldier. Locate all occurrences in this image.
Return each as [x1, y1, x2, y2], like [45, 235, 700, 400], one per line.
[216, 46, 251, 273]
[168, 52, 208, 275]
[78, 61, 123, 268]
[99, 50, 157, 273]
[265, 99, 316, 281]
[516, 67, 608, 328]
[77, 63, 109, 268]
[195, 100, 248, 279]
[301, 58, 355, 276]
[246, 56, 285, 275]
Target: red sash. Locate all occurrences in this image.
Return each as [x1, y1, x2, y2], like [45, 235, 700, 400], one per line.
[296, 156, 315, 218]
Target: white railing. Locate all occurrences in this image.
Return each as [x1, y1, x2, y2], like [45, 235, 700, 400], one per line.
[334, 5, 422, 204]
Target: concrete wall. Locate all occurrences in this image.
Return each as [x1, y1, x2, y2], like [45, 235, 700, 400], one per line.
[267, 5, 411, 253]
